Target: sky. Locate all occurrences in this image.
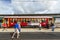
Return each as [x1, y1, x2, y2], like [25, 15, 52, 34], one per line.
[0, 0, 60, 14]
[0, 0, 13, 14]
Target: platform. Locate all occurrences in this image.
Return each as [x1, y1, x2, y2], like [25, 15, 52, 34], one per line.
[0, 28, 60, 32]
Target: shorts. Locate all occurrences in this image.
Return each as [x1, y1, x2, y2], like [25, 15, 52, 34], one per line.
[15, 29, 20, 33]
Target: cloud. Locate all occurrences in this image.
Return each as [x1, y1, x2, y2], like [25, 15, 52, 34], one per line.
[0, 0, 13, 14]
[0, 0, 60, 14]
[12, 0, 60, 14]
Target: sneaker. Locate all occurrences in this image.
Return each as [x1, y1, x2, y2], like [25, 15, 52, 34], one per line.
[6, 30, 7, 31]
[17, 37, 19, 39]
[2, 30, 4, 31]
[12, 37, 14, 39]
[52, 31, 54, 32]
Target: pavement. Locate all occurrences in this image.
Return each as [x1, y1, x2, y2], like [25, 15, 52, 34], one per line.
[0, 28, 60, 40]
[0, 32, 60, 40]
[0, 28, 60, 32]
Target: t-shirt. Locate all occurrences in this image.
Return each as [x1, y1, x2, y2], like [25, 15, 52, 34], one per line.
[2, 23, 7, 27]
[0, 23, 1, 27]
[51, 23, 54, 26]
[14, 23, 19, 29]
[14, 23, 21, 32]
[39, 23, 41, 27]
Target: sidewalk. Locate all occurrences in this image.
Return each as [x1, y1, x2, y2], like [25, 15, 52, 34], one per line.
[0, 28, 60, 32]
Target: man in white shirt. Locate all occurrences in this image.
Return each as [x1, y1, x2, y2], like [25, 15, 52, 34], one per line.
[39, 23, 41, 30]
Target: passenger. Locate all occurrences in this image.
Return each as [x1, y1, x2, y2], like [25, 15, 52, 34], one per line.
[46, 23, 49, 29]
[51, 22, 56, 32]
[12, 21, 21, 39]
[2, 22, 7, 31]
[39, 23, 41, 30]
[0, 22, 2, 28]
